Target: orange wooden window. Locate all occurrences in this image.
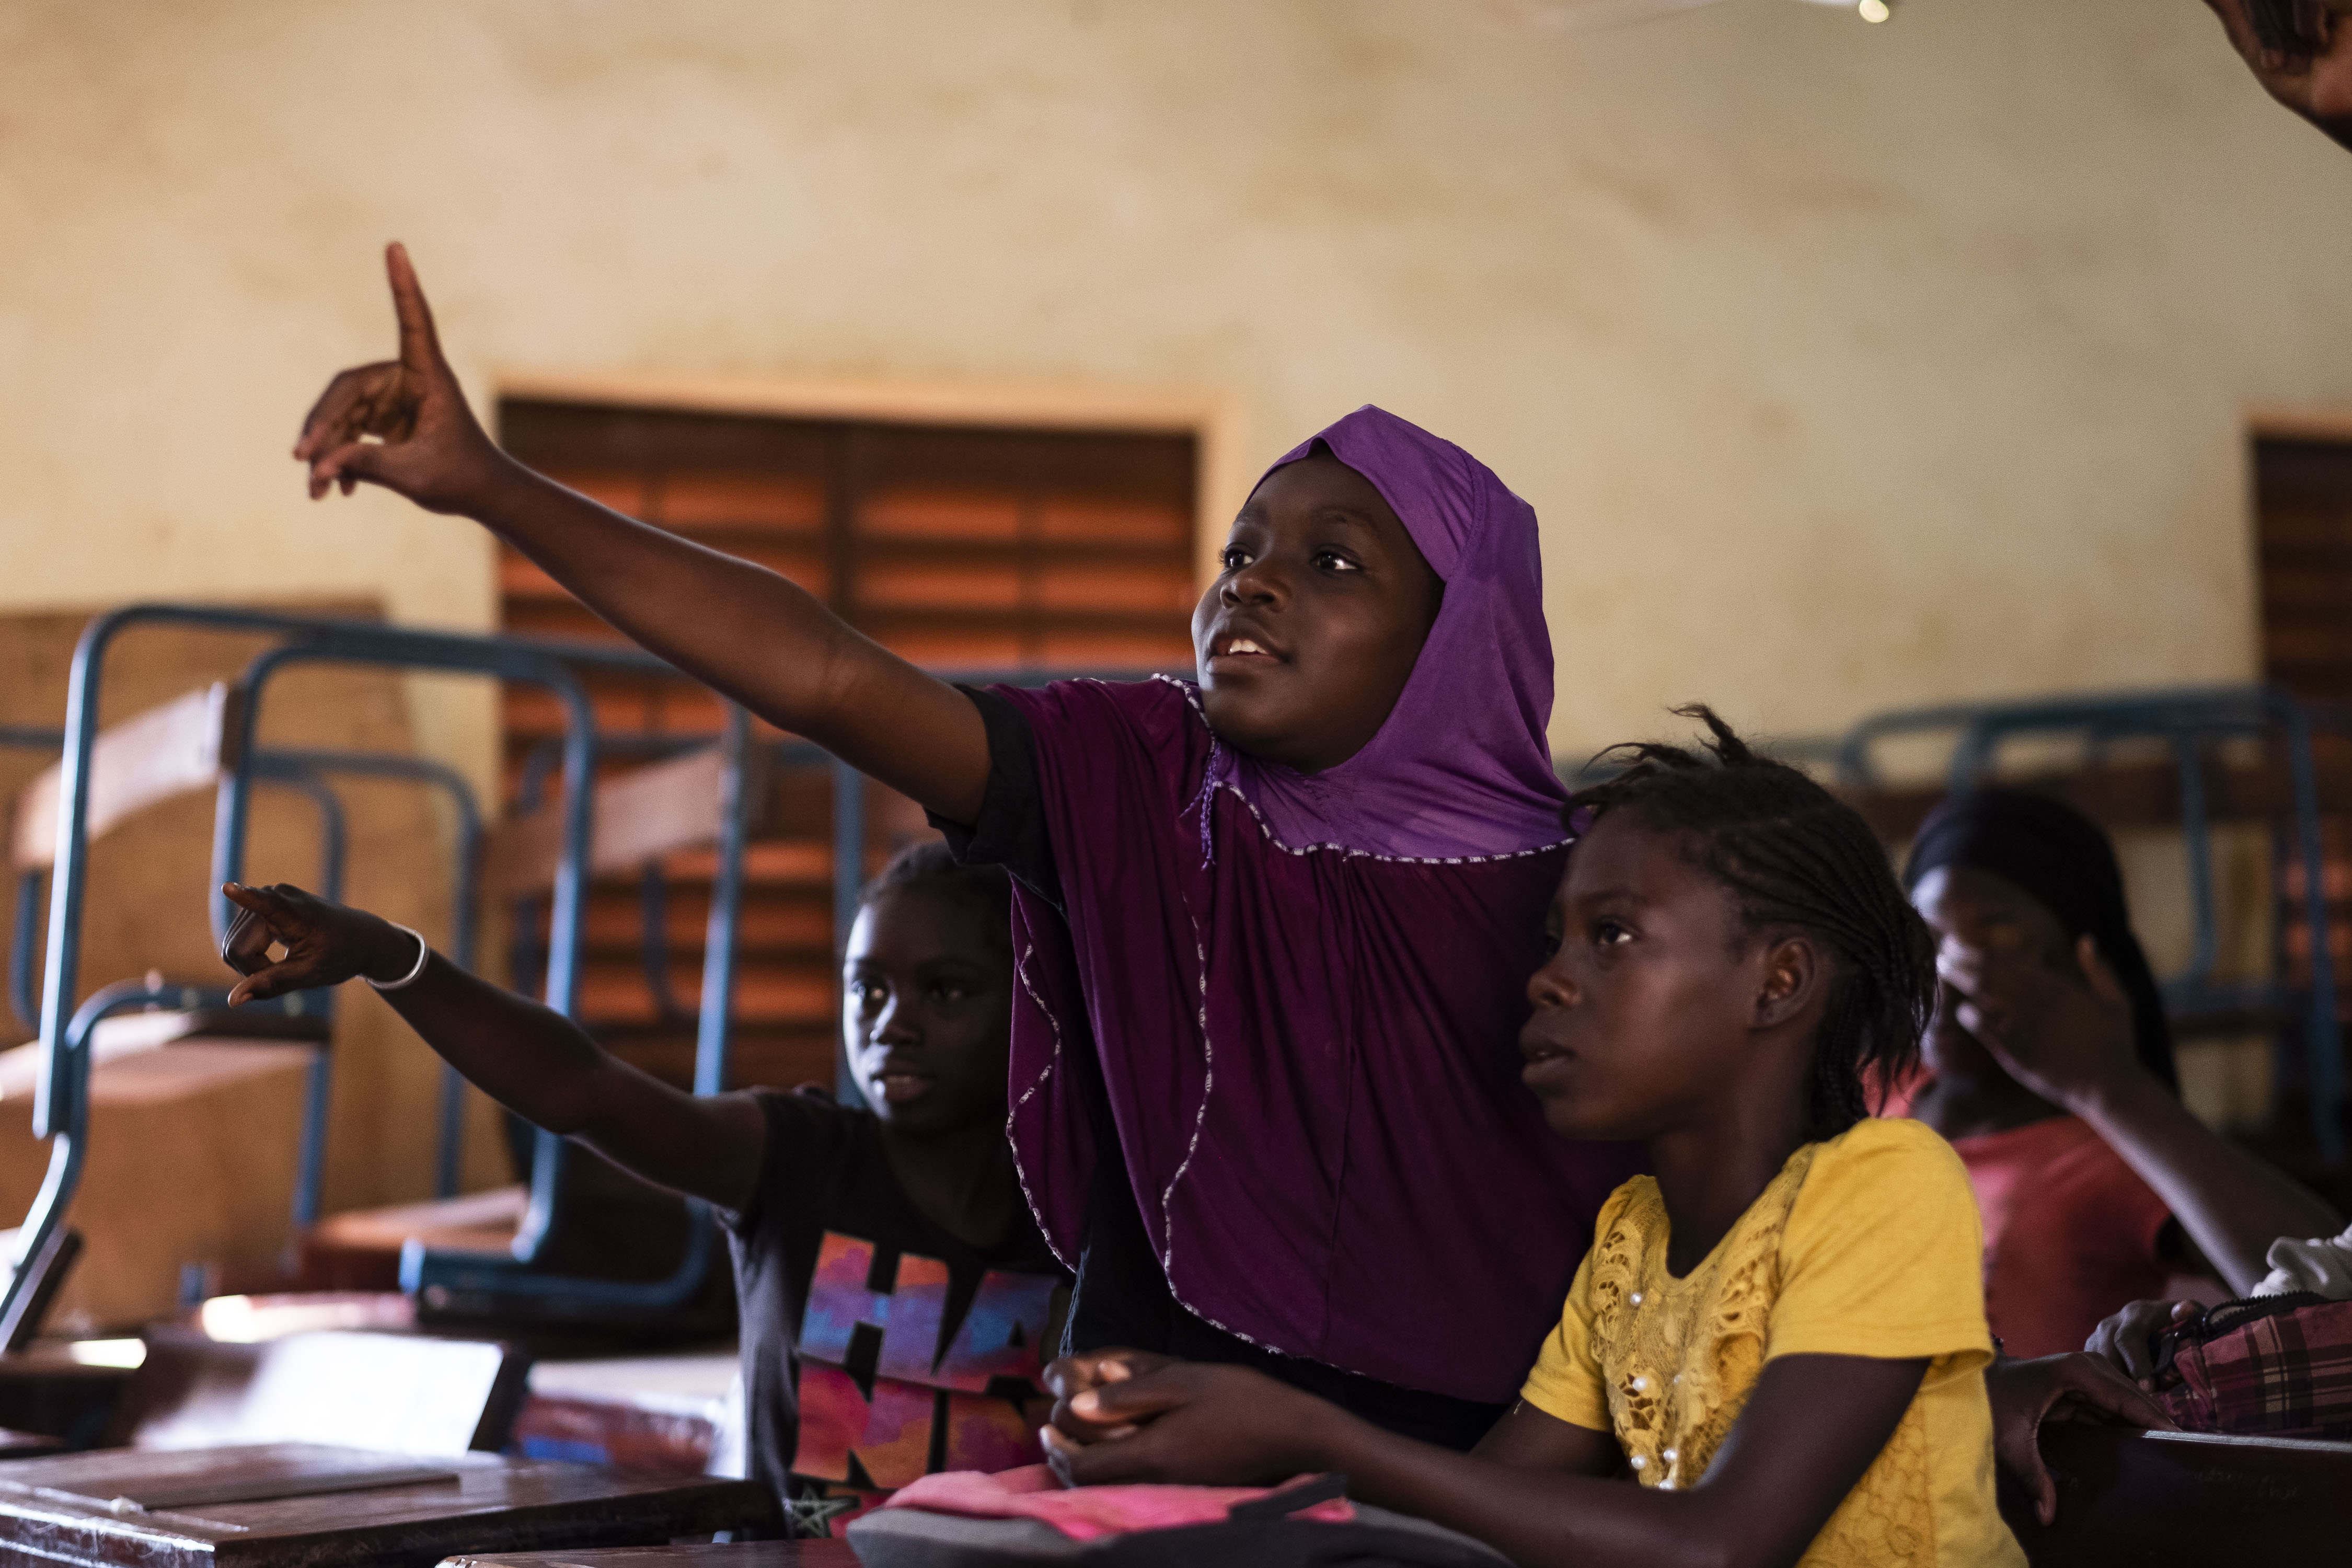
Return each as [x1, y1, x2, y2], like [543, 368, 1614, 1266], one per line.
[493, 399, 1198, 1093]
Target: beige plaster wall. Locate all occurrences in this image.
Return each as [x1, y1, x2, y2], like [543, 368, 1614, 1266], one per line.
[7, 0, 2351, 763]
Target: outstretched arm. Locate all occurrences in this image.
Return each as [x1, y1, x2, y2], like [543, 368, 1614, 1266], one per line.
[223, 881, 764, 1212]
[292, 245, 989, 825]
[2204, 0, 2352, 152]
[1042, 1353, 1924, 1568]
[1951, 938, 2340, 1295]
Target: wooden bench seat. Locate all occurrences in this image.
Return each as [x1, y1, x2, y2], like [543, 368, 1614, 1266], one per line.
[0, 1039, 315, 1331]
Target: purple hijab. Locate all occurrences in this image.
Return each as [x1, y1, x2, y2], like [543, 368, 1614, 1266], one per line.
[994, 407, 1639, 1402]
[1203, 408, 1571, 859]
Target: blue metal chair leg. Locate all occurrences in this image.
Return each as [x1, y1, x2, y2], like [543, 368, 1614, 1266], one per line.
[9, 871, 43, 1039]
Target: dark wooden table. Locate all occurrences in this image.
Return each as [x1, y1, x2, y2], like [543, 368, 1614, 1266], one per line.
[442, 1546, 856, 1567]
[457, 1423, 2352, 1568]
[2001, 1423, 2352, 1565]
[0, 1442, 777, 1567]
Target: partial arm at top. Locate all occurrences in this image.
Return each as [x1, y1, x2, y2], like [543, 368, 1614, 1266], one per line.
[292, 245, 990, 824]
[2204, 0, 2352, 152]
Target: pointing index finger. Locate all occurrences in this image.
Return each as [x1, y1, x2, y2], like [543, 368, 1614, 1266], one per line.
[385, 242, 446, 373]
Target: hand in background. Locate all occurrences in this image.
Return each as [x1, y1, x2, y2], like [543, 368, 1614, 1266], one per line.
[1985, 1351, 2178, 1527]
[220, 881, 420, 1005]
[292, 243, 512, 513]
[2205, 0, 2352, 151]
[2086, 1298, 2207, 1388]
[1946, 934, 2140, 1114]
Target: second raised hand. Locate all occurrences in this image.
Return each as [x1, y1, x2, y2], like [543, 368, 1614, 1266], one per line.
[1952, 937, 2139, 1110]
[220, 881, 414, 1006]
[291, 243, 511, 514]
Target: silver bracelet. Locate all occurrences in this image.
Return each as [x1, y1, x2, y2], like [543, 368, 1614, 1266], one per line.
[365, 924, 432, 991]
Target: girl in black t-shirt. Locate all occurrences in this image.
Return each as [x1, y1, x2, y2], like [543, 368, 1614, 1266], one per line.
[217, 842, 1066, 1534]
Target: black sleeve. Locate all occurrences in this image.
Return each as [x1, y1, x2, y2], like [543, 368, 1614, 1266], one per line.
[1063, 1132, 1176, 1357]
[927, 685, 1064, 913]
[718, 1087, 860, 1242]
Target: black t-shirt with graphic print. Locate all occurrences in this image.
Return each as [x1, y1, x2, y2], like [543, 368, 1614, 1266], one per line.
[721, 1088, 1066, 1536]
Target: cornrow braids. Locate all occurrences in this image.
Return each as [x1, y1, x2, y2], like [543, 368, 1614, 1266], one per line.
[855, 839, 1013, 951]
[1567, 706, 1935, 1141]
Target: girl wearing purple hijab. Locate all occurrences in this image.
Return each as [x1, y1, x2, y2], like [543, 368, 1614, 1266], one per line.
[293, 247, 1637, 1447]
[950, 409, 1642, 1448]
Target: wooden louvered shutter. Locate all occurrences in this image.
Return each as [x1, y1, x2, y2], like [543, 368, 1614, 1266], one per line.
[494, 399, 1197, 1093]
[2256, 434, 2352, 1053]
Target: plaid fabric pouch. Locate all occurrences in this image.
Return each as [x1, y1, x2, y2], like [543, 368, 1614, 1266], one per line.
[2151, 1292, 2352, 1439]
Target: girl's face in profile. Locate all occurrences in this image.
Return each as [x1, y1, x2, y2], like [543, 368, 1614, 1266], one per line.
[1519, 811, 1767, 1142]
[842, 885, 1014, 1136]
[1192, 453, 1443, 775]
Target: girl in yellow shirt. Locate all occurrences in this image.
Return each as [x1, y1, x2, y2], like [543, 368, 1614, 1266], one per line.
[1042, 708, 2025, 1568]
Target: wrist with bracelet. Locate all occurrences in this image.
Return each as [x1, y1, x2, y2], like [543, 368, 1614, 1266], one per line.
[366, 924, 431, 991]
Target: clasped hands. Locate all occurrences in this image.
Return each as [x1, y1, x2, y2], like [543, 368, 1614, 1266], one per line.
[1037, 1349, 1331, 1488]
[1040, 1344, 2174, 1529]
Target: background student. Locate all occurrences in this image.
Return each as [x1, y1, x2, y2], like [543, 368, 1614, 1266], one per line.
[292, 252, 1640, 1451]
[218, 844, 1064, 1534]
[1890, 790, 2338, 1355]
[1043, 712, 2027, 1568]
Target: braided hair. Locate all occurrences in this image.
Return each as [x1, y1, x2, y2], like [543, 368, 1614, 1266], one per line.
[854, 839, 1012, 953]
[1567, 706, 1935, 1141]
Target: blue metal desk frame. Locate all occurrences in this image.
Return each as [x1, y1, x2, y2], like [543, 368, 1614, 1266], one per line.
[0, 604, 746, 1326]
[2, 735, 485, 1212]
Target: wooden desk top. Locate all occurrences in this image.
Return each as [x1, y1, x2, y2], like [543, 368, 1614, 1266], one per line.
[0, 1443, 777, 1568]
[444, 1544, 857, 1567]
[2003, 1423, 2352, 1565]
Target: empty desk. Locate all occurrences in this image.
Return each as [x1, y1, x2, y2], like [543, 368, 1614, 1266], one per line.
[0, 1441, 776, 1567]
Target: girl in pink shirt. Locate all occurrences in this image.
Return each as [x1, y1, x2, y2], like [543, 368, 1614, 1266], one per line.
[1896, 790, 2335, 1355]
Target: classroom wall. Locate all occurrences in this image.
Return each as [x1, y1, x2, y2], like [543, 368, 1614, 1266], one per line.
[8, 0, 2351, 757]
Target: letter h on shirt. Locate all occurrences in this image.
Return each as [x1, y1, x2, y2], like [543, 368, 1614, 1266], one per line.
[794, 1232, 1058, 1489]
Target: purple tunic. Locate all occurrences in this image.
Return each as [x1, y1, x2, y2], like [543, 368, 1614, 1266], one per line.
[996, 407, 1640, 1403]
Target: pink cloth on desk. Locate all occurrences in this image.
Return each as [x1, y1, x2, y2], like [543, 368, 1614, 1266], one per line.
[882, 1465, 1356, 1541]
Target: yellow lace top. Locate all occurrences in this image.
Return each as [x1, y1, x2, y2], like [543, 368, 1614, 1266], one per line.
[1520, 1117, 2024, 1567]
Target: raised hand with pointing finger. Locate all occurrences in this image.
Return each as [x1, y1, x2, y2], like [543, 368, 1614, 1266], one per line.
[287, 243, 990, 823]
[292, 244, 514, 513]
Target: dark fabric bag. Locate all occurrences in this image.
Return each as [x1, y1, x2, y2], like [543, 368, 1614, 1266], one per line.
[845, 1474, 1507, 1568]
[2152, 1292, 2352, 1439]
